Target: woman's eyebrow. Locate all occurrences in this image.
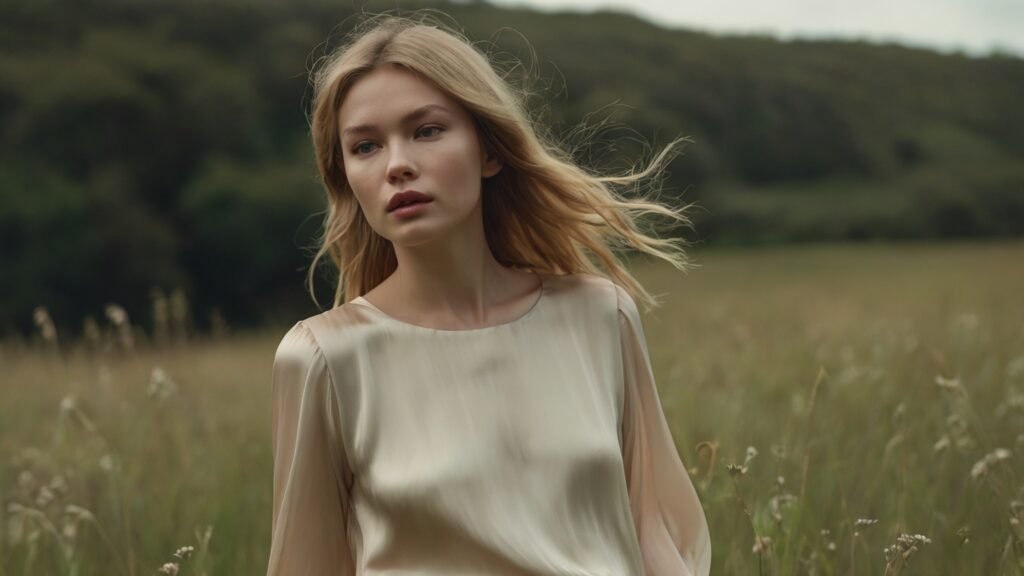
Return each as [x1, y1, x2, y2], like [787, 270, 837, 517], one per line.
[342, 104, 452, 137]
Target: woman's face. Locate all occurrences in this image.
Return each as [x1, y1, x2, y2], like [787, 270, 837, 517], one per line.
[338, 65, 502, 246]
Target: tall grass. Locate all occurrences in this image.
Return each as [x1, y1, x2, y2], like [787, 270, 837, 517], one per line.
[641, 241, 1024, 575]
[2, 241, 1022, 574]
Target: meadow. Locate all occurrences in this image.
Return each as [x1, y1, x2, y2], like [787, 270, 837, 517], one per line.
[1, 241, 1022, 575]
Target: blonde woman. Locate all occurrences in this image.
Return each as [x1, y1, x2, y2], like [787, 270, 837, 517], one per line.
[267, 12, 711, 576]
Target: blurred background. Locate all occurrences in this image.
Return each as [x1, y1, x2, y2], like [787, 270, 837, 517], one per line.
[2, 0, 1021, 338]
[2, 1, 1022, 574]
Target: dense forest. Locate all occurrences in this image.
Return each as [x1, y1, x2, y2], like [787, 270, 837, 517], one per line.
[2, 0, 1022, 335]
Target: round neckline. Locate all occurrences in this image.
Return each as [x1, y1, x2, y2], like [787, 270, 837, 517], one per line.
[349, 273, 549, 333]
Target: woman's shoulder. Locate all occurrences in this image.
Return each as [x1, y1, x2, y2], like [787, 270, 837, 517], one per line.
[274, 301, 378, 362]
[272, 321, 325, 383]
[550, 272, 645, 340]
[546, 271, 636, 321]
[547, 271, 613, 294]
[551, 271, 633, 304]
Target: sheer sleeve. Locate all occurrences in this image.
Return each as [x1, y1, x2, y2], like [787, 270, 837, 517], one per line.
[616, 285, 712, 576]
[266, 321, 355, 576]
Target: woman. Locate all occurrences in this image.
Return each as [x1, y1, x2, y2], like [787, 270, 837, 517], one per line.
[267, 12, 711, 576]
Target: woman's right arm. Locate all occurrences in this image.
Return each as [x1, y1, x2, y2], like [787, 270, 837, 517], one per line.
[267, 322, 356, 576]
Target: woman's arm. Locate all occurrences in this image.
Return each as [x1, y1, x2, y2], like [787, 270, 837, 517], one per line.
[616, 285, 712, 576]
[267, 322, 356, 576]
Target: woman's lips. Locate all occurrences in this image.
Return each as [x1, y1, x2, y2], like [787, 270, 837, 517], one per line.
[390, 199, 432, 218]
[387, 190, 433, 211]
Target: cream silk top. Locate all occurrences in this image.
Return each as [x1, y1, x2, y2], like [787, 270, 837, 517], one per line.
[266, 272, 711, 576]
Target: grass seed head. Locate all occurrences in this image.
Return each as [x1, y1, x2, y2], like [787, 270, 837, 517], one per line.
[727, 463, 748, 478]
[752, 535, 773, 556]
[970, 448, 1011, 480]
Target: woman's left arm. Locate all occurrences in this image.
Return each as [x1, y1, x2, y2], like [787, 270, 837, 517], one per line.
[616, 284, 712, 576]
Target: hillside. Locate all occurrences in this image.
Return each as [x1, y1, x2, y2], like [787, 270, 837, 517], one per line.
[1, 0, 1021, 331]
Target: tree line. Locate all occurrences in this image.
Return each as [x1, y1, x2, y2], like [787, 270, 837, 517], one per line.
[2, 0, 1021, 335]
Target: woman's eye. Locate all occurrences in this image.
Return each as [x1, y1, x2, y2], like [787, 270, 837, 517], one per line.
[352, 142, 377, 155]
[417, 125, 444, 138]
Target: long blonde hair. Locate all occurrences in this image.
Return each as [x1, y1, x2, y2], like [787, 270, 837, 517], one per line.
[307, 12, 698, 313]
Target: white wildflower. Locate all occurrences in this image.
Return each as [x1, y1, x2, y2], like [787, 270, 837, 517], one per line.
[173, 545, 194, 559]
[99, 454, 115, 472]
[147, 367, 178, 402]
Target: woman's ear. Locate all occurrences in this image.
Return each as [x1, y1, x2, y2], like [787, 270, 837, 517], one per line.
[481, 148, 503, 179]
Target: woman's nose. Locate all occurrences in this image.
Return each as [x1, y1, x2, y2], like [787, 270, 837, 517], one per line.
[385, 141, 418, 183]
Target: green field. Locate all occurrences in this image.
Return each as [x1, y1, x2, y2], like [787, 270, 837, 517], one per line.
[2, 241, 1022, 575]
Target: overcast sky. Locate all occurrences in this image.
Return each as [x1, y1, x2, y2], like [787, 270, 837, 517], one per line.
[487, 0, 1024, 57]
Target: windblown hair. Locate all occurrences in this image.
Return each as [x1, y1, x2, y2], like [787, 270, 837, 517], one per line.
[307, 11, 698, 313]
